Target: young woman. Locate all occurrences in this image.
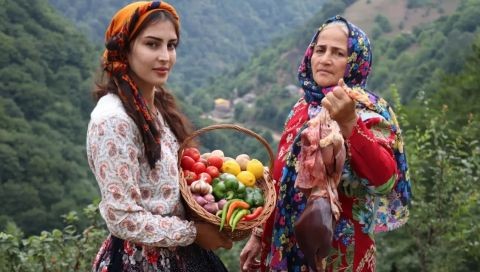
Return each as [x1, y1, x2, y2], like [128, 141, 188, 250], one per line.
[240, 16, 411, 272]
[86, 2, 231, 271]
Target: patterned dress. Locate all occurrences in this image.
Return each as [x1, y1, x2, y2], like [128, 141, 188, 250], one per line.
[266, 97, 408, 272]
[86, 94, 227, 272]
[260, 15, 411, 272]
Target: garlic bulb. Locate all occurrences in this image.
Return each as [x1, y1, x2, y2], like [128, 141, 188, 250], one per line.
[190, 179, 212, 195]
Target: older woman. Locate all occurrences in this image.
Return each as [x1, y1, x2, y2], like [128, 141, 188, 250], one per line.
[241, 15, 411, 272]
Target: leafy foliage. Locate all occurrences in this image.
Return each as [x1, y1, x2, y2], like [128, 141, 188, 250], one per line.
[0, 203, 246, 272]
[376, 34, 480, 271]
[369, 0, 480, 102]
[0, 0, 98, 234]
[0, 203, 107, 272]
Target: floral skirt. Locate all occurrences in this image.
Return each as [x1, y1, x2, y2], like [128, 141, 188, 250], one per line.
[93, 235, 228, 272]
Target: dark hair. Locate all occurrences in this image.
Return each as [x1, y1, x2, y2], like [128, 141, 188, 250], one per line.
[92, 10, 193, 158]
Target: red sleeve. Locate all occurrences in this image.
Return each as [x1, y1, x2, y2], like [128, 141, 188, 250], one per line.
[347, 117, 397, 187]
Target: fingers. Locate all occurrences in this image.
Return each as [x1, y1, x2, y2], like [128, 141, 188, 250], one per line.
[242, 259, 261, 272]
[320, 95, 332, 112]
[332, 85, 349, 100]
[240, 237, 262, 272]
[240, 246, 248, 265]
[241, 256, 261, 272]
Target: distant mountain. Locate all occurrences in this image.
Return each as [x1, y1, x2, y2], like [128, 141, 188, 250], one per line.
[47, 0, 327, 92]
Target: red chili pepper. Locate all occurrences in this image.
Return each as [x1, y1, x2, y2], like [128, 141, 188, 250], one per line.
[242, 206, 263, 221]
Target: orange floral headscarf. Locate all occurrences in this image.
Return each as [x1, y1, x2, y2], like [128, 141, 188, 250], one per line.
[102, 1, 179, 168]
[103, 1, 179, 75]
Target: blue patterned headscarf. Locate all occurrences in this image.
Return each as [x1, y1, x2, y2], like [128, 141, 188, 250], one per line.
[298, 15, 372, 104]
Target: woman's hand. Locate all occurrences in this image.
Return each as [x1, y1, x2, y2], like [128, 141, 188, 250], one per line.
[194, 222, 233, 250]
[240, 235, 262, 272]
[321, 78, 358, 137]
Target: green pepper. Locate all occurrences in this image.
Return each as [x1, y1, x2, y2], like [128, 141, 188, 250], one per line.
[212, 173, 241, 200]
[252, 187, 265, 206]
[244, 187, 265, 207]
[244, 187, 255, 207]
[235, 181, 246, 199]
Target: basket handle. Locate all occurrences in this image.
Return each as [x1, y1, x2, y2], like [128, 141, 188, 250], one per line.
[178, 124, 275, 177]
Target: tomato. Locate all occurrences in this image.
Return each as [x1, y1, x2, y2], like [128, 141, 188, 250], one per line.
[205, 166, 220, 178]
[183, 170, 198, 185]
[180, 156, 196, 171]
[199, 172, 212, 184]
[191, 162, 207, 175]
[183, 147, 200, 161]
[207, 156, 223, 169]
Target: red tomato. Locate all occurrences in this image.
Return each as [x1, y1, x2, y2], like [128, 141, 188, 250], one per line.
[207, 156, 223, 169]
[180, 156, 196, 171]
[183, 147, 200, 161]
[191, 162, 207, 175]
[183, 170, 198, 185]
[205, 166, 220, 178]
[199, 172, 212, 184]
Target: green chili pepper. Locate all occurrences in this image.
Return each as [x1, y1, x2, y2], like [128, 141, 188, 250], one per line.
[231, 209, 250, 232]
[219, 198, 241, 231]
[228, 208, 242, 227]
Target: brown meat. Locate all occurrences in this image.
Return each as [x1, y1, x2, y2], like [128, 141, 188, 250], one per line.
[294, 195, 333, 272]
[294, 108, 346, 271]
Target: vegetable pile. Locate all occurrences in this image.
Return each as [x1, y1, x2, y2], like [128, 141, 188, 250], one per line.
[181, 147, 266, 231]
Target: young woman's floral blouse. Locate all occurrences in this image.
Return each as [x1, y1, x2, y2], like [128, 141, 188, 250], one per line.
[86, 94, 196, 247]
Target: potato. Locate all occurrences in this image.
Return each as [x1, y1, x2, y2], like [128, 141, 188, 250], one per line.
[211, 149, 225, 157]
[236, 154, 251, 171]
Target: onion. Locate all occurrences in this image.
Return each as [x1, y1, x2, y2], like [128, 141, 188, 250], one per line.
[203, 202, 219, 214]
[217, 199, 228, 210]
[193, 194, 208, 206]
[204, 194, 215, 203]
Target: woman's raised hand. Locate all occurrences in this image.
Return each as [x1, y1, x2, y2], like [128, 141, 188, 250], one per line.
[194, 222, 233, 250]
[321, 78, 358, 137]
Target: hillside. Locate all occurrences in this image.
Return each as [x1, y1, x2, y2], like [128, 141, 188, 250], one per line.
[47, 0, 327, 92]
[344, 0, 460, 36]
[0, 0, 98, 234]
[198, 0, 469, 132]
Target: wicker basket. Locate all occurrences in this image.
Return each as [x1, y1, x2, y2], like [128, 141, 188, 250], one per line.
[178, 124, 277, 241]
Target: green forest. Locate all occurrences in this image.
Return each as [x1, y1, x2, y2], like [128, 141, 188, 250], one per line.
[0, 0, 479, 271]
